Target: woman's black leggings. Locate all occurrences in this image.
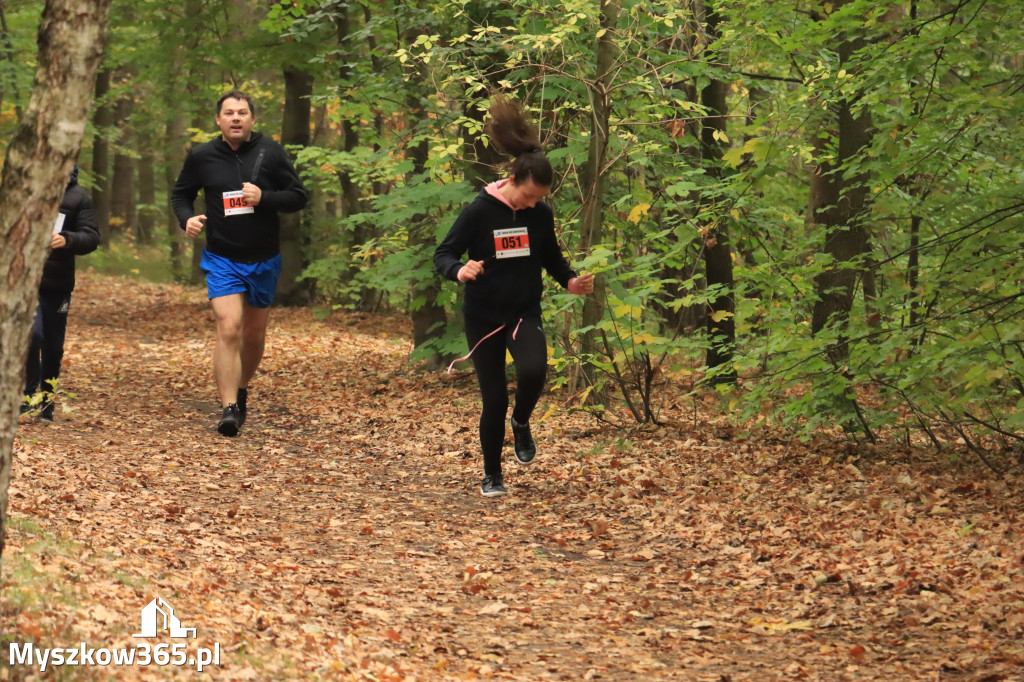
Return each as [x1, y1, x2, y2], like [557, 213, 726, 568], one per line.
[465, 315, 547, 476]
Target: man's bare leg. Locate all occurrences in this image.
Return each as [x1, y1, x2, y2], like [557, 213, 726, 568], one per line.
[211, 293, 245, 408]
[239, 304, 271, 390]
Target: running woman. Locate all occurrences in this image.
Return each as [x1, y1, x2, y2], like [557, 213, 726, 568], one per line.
[171, 90, 308, 436]
[433, 96, 594, 497]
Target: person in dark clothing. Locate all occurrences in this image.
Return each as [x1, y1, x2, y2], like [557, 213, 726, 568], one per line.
[171, 89, 308, 437]
[434, 96, 594, 497]
[22, 164, 100, 422]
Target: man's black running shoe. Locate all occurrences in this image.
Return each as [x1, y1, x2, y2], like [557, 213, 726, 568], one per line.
[237, 388, 248, 426]
[218, 403, 241, 437]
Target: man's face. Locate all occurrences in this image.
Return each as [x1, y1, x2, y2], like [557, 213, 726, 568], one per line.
[504, 176, 550, 210]
[215, 97, 254, 148]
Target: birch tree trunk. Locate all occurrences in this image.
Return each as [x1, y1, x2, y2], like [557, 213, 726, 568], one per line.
[0, 0, 111, 558]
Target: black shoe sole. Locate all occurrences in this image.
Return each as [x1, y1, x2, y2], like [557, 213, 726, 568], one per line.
[217, 419, 240, 437]
[481, 487, 508, 497]
[514, 452, 536, 465]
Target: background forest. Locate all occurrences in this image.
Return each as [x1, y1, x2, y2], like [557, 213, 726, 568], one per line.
[3, 0, 1023, 458]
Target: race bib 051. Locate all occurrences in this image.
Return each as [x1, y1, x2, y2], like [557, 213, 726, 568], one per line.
[223, 190, 254, 216]
[494, 227, 530, 259]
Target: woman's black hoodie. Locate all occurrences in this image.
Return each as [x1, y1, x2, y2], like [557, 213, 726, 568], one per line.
[434, 187, 576, 325]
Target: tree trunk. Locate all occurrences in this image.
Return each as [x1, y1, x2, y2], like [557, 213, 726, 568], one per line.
[700, 0, 736, 384]
[808, 26, 874, 362]
[334, 3, 375, 309]
[110, 83, 136, 236]
[137, 147, 156, 243]
[407, 137, 447, 369]
[91, 69, 112, 242]
[0, 0, 111, 559]
[576, 0, 621, 392]
[402, 20, 446, 369]
[275, 65, 313, 306]
[164, 113, 188, 278]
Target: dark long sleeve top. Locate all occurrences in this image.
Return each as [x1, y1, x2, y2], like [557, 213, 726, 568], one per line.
[434, 189, 577, 325]
[40, 182, 100, 294]
[170, 132, 307, 263]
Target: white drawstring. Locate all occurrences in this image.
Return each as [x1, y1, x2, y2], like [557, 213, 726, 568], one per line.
[446, 318, 524, 374]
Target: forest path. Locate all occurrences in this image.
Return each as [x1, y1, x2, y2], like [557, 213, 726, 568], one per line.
[3, 272, 1022, 681]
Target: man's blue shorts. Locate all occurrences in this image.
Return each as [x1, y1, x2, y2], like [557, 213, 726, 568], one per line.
[200, 250, 282, 309]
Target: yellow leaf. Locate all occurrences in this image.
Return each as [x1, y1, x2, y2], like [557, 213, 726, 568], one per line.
[613, 304, 643, 319]
[710, 310, 733, 323]
[627, 202, 651, 224]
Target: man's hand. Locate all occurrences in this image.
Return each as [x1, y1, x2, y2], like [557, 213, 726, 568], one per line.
[185, 215, 207, 238]
[568, 273, 594, 295]
[50, 233, 67, 249]
[457, 260, 485, 283]
[242, 182, 262, 207]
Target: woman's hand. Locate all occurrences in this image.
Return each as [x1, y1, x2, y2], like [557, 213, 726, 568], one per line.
[568, 273, 594, 295]
[457, 260, 485, 283]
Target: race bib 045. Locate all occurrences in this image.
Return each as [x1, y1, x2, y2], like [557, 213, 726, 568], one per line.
[494, 227, 530, 259]
[223, 190, 254, 216]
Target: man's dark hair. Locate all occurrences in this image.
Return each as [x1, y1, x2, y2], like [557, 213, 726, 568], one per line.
[217, 90, 256, 118]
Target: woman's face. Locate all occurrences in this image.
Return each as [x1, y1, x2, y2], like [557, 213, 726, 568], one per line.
[503, 176, 550, 210]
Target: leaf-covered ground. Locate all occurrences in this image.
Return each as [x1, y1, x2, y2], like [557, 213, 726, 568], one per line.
[2, 272, 1022, 681]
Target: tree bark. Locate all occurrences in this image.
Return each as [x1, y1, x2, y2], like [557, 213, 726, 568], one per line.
[0, 0, 111, 559]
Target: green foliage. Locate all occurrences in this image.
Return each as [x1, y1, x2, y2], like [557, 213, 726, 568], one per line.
[76, 0, 1024, 447]
[0, 2, 43, 157]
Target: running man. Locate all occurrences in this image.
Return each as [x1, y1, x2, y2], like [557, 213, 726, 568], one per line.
[171, 89, 308, 436]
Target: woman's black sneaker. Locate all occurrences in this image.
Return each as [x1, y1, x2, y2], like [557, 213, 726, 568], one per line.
[480, 473, 507, 497]
[511, 416, 536, 464]
[217, 403, 241, 437]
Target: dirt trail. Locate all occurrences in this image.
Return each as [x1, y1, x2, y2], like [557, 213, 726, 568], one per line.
[3, 272, 1022, 681]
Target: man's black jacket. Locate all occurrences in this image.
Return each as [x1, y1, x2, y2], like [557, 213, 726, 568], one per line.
[41, 179, 100, 294]
[170, 132, 307, 263]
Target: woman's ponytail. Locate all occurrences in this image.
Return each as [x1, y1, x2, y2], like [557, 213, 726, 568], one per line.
[485, 96, 553, 188]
